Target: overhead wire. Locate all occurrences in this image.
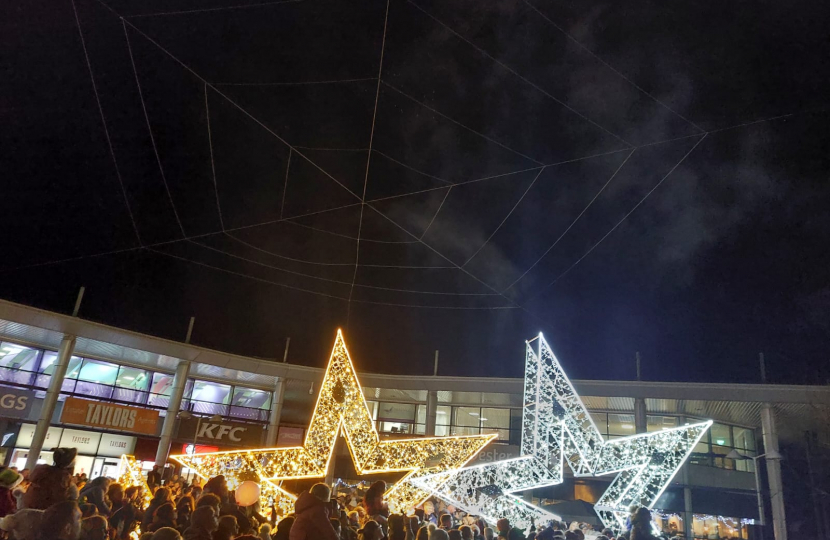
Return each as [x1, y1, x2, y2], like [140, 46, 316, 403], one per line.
[503, 148, 636, 292]
[372, 150, 453, 185]
[70, 0, 142, 246]
[150, 247, 518, 310]
[204, 83, 224, 231]
[125, 0, 305, 19]
[72, 0, 824, 314]
[405, 0, 632, 148]
[213, 77, 376, 87]
[462, 166, 547, 267]
[521, 0, 705, 134]
[381, 81, 544, 165]
[110, 7, 365, 202]
[123, 19, 187, 238]
[347, 0, 391, 325]
[420, 187, 452, 240]
[188, 238, 499, 295]
[533, 134, 708, 298]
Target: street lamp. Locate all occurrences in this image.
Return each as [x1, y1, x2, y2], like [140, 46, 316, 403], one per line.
[726, 448, 783, 527]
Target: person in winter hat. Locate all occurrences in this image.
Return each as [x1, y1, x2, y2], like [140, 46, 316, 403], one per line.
[0, 467, 23, 517]
[22, 447, 78, 510]
[289, 483, 340, 540]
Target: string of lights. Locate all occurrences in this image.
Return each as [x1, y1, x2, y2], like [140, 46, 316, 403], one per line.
[411, 334, 711, 532]
[171, 330, 494, 511]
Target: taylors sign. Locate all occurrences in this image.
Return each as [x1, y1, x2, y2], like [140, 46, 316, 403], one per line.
[60, 397, 159, 435]
[177, 418, 264, 446]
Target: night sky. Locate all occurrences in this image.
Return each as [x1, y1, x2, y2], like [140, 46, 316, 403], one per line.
[3, 0, 829, 384]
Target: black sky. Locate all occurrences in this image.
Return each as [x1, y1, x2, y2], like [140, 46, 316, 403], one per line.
[2, 0, 829, 385]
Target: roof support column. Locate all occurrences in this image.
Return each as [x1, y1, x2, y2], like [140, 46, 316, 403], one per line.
[26, 335, 75, 470]
[761, 404, 787, 540]
[155, 360, 190, 466]
[266, 378, 286, 446]
[634, 397, 647, 434]
[425, 390, 438, 436]
[682, 462, 694, 539]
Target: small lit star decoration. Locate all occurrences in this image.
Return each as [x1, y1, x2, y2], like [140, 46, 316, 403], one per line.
[117, 454, 153, 507]
[171, 330, 495, 512]
[411, 334, 711, 532]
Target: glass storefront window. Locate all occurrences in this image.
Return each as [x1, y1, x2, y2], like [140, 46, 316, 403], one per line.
[36, 353, 81, 392]
[115, 367, 149, 390]
[0, 343, 40, 370]
[711, 423, 732, 448]
[0, 343, 41, 385]
[147, 373, 193, 409]
[608, 414, 636, 438]
[647, 416, 678, 432]
[733, 427, 755, 451]
[77, 359, 118, 385]
[589, 413, 608, 436]
[231, 387, 271, 409]
[436, 406, 450, 436]
[190, 380, 231, 415]
[377, 402, 416, 434]
[112, 366, 150, 404]
[481, 408, 510, 441]
[454, 407, 482, 428]
[73, 359, 118, 399]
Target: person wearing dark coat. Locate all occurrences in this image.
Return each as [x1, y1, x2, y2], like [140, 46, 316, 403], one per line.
[142, 488, 172, 531]
[79, 477, 113, 516]
[288, 483, 339, 540]
[148, 502, 178, 532]
[109, 486, 143, 540]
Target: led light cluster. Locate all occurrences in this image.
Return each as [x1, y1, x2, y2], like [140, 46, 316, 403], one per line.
[172, 330, 494, 512]
[411, 334, 711, 532]
[117, 454, 153, 507]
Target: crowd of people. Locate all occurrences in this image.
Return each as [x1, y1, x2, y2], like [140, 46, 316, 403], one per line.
[0, 448, 677, 540]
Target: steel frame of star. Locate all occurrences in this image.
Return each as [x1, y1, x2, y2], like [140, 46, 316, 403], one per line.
[171, 330, 495, 511]
[410, 334, 712, 532]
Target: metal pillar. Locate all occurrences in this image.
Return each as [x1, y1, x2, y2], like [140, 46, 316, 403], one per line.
[682, 463, 694, 540]
[425, 390, 438, 436]
[155, 360, 191, 465]
[26, 335, 75, 470]
[266, 378, 286, 446]
[634, 398, 647, 434]
[761, 405, 787, 540]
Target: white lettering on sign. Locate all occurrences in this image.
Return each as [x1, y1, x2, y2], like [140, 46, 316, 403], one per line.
[0, 394, 28, 410]
[84, 403, 137, 429]
[196, 423, 246, 442]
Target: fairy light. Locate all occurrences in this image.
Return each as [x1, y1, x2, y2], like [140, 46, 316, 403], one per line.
[412, 334, 711, 533]
[117, 454, 152, 507]
[172, 330, 494, 511]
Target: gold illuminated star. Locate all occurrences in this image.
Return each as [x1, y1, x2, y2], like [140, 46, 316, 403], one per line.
[171, 330, 495, 511]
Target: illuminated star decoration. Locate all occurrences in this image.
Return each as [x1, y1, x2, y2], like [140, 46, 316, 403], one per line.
[118, 454, 152, 507]
[172, 330, 495, 511]
[411, 334, 711, 532]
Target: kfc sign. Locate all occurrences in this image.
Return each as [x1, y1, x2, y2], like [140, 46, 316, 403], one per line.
[177, 417, 263, 447]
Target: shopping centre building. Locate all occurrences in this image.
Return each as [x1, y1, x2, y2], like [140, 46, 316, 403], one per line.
[0, 299, 826, 539]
